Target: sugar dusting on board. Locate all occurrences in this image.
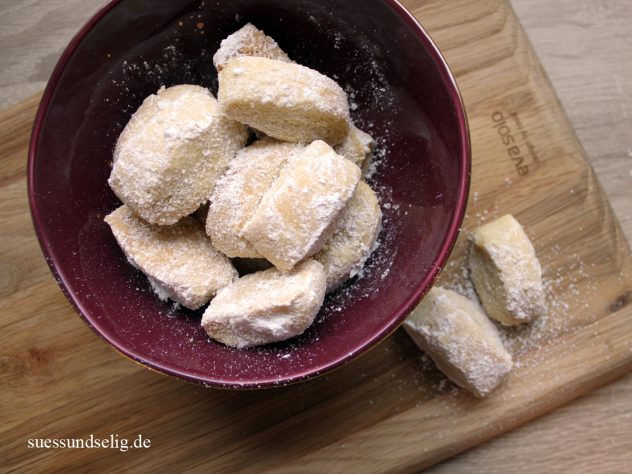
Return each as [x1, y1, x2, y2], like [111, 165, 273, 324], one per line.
[432, 190, 605, 392]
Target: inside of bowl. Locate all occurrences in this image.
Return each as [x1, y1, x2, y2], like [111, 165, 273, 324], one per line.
[31, 0, 467, 386]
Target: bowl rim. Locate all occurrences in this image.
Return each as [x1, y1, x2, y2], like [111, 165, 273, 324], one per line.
[28, 0, 471, 389]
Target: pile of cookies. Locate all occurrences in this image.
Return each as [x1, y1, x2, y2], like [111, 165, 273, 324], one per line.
[105, 24, 382, 348]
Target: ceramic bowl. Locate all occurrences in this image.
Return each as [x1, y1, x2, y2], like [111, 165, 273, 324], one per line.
[29, 0, 470, 388]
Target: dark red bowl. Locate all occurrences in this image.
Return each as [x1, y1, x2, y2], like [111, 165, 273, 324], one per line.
[28, 0, 470, 388]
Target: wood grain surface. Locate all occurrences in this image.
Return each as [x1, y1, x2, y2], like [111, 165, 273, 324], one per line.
[1, 0, 631, 472]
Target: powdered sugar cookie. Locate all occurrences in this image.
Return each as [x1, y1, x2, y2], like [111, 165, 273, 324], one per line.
[404, 287, 513, 397]
[218, 57, 350, 145]
[109, 85, 248, 225]
[105, 205, 237, 310]
[335, 123, 375, 167]
[470, 214, 546, 326]
[206, 138, 305, 258]
[202, 260, 326, 348]
[244, 141, 361, 271]
[213, 23, 291, 71]
[315, 181, 382, 292]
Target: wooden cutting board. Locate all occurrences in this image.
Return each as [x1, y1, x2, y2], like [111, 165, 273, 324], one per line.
[2, 0, 631, 471]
